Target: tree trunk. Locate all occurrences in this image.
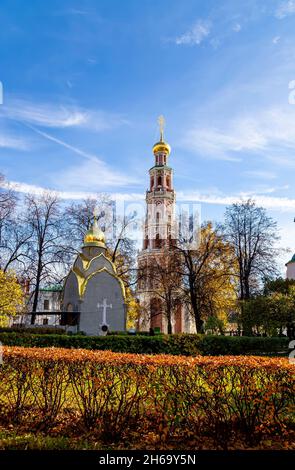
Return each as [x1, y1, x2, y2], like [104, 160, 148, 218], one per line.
[167, 315, 172, 334]
[31, 255, 42, 324]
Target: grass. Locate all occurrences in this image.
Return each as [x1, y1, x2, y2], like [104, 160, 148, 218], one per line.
[0, 429, 102, 450]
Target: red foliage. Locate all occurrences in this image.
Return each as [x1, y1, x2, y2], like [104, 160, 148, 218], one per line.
[0, 347, 294, 447]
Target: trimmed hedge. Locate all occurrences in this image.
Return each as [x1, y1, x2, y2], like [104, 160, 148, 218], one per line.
[1, 347, 294, 448]
[199, 335, 290, 355]
[0, 326, 66, 335]
[0, 332, 289, 356]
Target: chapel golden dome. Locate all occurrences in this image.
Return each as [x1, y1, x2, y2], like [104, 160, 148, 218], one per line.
[83, 217, 105, 248]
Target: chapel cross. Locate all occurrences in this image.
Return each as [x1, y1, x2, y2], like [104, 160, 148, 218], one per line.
[93, 205, 99, 222]
[97, 298, 112, 326]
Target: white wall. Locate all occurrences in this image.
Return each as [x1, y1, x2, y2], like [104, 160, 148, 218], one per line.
[287, 262, 295, 280]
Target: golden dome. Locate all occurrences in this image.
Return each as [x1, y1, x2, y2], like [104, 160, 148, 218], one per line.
[83, 218, 105, 247]
[153, 140, 171, 155]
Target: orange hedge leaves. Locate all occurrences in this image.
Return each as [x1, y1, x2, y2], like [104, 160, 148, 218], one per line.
[0, 347, 294, 448]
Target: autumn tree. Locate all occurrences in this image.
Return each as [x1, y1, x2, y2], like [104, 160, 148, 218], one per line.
[0, 269, 24, 325]
[125, 286, 140, 330]
[224, 200, 280, 301]
[176, 222, 236, 333]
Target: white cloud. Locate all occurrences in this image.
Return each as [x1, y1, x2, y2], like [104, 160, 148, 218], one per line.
[0, 179, 144, 201]
[272, 35, 281, 44]
[0, 97, 127, 131]
[181, 107, 295, 163]
[177, 190, 295, 212]
[275, 0, 295, 19]
[243, 170, 277, 180]
[233, 23, 241, 32]
[175, 20, 211, 46]
[3, 178, 295, 213]
[0, 133, 29, 150]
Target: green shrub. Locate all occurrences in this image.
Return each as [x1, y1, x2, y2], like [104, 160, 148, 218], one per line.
[0, 326, 66, 335]
[0, 331, 289, 356]
[198, 335, 289, 355]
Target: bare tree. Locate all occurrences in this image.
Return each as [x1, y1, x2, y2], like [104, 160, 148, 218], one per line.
[224, 199, 280, 301]
[0, 174, 33, 274]
[0, 218, 33, 273]
[144, 249, 182, 334]
[0, 174, 17, 244]
[64, 196, 111, 254]
[65, 196, 138, 288]
[25, 192, 67, 323]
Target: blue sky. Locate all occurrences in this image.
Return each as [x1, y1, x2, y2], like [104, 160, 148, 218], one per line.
[0, 0, 295, 271]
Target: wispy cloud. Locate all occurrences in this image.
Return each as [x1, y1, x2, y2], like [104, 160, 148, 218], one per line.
[0, 97, 127, 131]
[3, 179, 295, 213]
[275, 1, 295, 19]
[0, 179, 144, 201]
[26, 125, 138, 189]
[232, 23, 241, 32]
[0, 132, 29, 150]
[181, 107, 295, 163]
[243, 170, 277, 180]
[177, 190, 295, 212]
[175, 20, 211, 46]
[27, 125, 98, 162]
[272, 35, 281, 44]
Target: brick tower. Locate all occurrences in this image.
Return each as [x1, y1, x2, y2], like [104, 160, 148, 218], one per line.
[137, 117, 194, 333]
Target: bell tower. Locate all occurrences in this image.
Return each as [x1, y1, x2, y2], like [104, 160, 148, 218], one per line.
[137, 116, 178, 332]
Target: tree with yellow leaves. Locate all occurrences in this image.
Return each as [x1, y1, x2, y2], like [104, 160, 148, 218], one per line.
[0, 269, 24, 326]
[176, 222, 237, 333]
[125, 287, 140, 330]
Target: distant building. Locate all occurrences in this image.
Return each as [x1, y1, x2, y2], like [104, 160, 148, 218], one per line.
[286, 254, 295, 280]
[13, 285, 63, 327]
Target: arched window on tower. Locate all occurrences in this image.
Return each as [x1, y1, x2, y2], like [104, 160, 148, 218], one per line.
[166, 176, 170, 189]
[150, 176, 154, 190]
[156, 211, 160, 225]
[158, 175, 162, 187]
[155, 233, 161, 249]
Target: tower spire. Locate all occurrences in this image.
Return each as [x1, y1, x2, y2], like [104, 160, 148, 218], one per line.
[158, 115, 165, 142]
[153, 115, 171, 157]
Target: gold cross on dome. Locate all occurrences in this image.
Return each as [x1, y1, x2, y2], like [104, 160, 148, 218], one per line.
[158, 115, 165, 141]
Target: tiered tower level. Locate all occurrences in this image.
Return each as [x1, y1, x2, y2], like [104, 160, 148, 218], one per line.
[143, 115, 176, 252]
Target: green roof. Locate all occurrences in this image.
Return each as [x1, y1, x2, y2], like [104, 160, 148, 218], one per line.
[149, 165, 172, 171]
[40, 285, 63, 292]
[286, 254, 295, 265]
